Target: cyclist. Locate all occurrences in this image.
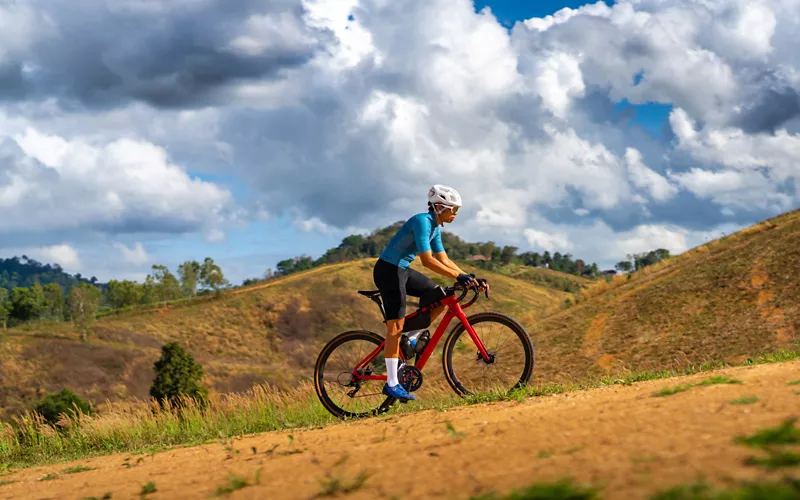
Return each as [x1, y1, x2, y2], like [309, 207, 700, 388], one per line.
[373, 184, 488, 402]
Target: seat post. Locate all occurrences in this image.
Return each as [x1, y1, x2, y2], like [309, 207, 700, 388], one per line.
[370, 296, 387, 322]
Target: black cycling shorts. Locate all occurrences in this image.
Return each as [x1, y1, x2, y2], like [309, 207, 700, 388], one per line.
[373, 258, 437, 321]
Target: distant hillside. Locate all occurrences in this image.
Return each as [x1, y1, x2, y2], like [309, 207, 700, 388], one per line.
[0, 256, 100, 292]
[0, 259, 577, 419]
[268, 221, 601, 279]
[529, 208, 800, 380]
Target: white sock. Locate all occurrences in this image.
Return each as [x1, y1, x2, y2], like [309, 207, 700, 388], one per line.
[386, 357, 399, 387]
[407, 329, 425, 342]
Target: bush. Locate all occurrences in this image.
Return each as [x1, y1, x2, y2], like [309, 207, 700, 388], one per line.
[32, 388, 93, 426]
[150, 342, 208, 408]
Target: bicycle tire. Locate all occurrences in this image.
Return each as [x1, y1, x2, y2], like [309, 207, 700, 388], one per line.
[442, 312, 535, 397]
[314, 330, 396, 419]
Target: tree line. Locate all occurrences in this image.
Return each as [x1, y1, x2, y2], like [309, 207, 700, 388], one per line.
[614, 249, 670, 273]
[0, 258, 229, 332]
[267, 222, 603, 279]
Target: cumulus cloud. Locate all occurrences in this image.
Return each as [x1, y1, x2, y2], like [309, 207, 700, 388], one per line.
[0, 128, 235, 234]
[113, 242, 150, 266]
[33, 243, 81, 271]
[523, 228, 570, 251]
[0, 0, 326, 108]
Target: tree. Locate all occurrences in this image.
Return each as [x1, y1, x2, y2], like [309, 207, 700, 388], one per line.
[0, 288, 9, 329]
[199, 257, 228, 292]
[140, 275, 159, 305]
[500, 246, 518, 265]
[32, 388, 93, 426]
[10, 283, 47, 322]
[615, 261, 633, 272]
[150, 342, 208, 408]
[106, 280, 144, 309]
[68, 283, 102, 341]
[43, 283, 65, 321]
[150, 265, 182, 304]
[177, 261, 201, 297]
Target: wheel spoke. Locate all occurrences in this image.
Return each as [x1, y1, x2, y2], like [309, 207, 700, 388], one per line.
[316, 333, 392, 418]
[446, 317, 533, 395]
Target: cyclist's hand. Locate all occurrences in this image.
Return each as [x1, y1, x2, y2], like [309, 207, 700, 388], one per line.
[457, 273, 477, 289]
[476, 278, 489, 292]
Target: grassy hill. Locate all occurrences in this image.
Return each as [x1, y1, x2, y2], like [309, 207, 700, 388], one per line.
[3, 208, 798, 420]
[529, 208, 800, 381]
[0, 259, 577, 419]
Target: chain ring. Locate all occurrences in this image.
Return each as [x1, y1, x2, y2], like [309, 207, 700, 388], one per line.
[398, 365, 424, 392]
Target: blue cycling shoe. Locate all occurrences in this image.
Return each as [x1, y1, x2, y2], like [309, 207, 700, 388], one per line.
[383, 383, 416, 402]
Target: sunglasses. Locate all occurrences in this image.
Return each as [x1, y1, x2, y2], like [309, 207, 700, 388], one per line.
[443, 205, 459, 214]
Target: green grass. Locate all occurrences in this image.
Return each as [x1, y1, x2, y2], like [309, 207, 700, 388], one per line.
[729, 396, 759, 405]
[139, 481, 156, 498]
[63, 465, 94, 474]
[651, 478, 800, 499]
[1, 348, 798, 470]
[469, 478, 599, 499]
[695, 376, 742, 386]
[744, 450, 800, 470]
[787, 380, 800, 386]
[315, 456, 370, 498]
[653, 375, 743, 397]
[0, 480, 14, 486]
[39, 472, 59, 481]
[733, 418, 800, 448]
[81, 493, 112, 500]
[653, 384, 693, 397]
[214, 471, 260, 497]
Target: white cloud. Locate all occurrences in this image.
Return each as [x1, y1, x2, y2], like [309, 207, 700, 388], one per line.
[34, 244, 80, 271]
[297, 217, 336, 233]
[1, 127, 235, 234]
[113, 242, 149, 266]
[614, 224, 689, 257]
[523, 228, 570, 251]
[624, 148, 678, 202]
[669, 108, 800, 210]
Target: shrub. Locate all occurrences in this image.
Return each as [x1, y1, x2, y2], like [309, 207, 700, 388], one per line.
[150, 342, 208, 408]
[32, 388, 93, 426]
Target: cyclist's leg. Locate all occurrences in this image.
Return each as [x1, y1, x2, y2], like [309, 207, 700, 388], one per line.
[373, 260, 413, 398]
[405, 268, 443, 327]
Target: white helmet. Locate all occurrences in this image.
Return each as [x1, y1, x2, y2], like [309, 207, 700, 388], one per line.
[428, 185, 462, 208]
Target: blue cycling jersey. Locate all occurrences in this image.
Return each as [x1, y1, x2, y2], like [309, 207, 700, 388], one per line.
[379, 211, 445, 269]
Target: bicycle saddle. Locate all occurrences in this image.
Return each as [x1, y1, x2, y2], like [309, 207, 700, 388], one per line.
[357, 290, 382, 299]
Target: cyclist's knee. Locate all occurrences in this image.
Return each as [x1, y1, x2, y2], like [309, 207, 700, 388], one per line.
[385, 318, 404, 335]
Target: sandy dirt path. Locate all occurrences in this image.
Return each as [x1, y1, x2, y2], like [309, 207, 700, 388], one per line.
[3, 361, 800, 500]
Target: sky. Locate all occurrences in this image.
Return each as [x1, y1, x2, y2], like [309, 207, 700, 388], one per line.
[1, 0, 799, 285]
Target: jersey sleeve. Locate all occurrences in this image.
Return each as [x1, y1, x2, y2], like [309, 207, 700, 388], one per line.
[411, 215, 433, 254]
[431, 227, 445, 254]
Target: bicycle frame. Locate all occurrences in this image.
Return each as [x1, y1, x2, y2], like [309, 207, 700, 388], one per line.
[352, 291, 490, 382]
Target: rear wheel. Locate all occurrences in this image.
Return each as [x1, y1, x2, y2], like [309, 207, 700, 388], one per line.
[442, 312, 534, 397]
[314, 330, 396, 419]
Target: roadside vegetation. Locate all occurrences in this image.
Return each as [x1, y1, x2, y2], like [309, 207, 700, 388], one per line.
[2, 348, 798, 469]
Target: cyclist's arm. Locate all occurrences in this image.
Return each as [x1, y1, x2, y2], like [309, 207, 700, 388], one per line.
[418, 251, 460, 280]
[434, 252, 467, 275]
[413, 217, 459, 280]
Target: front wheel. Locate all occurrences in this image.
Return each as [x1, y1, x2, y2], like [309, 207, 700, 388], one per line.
[442, 312, 535, 397]
[314, 330, 395, 419]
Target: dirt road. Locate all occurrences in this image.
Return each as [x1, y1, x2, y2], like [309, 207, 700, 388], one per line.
[3, 361, 799, 499]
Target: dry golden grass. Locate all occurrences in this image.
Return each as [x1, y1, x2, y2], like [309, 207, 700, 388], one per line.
[528, 208, 800, 383]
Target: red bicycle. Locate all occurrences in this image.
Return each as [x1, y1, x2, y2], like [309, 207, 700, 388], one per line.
[314, 282, 535, 418]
